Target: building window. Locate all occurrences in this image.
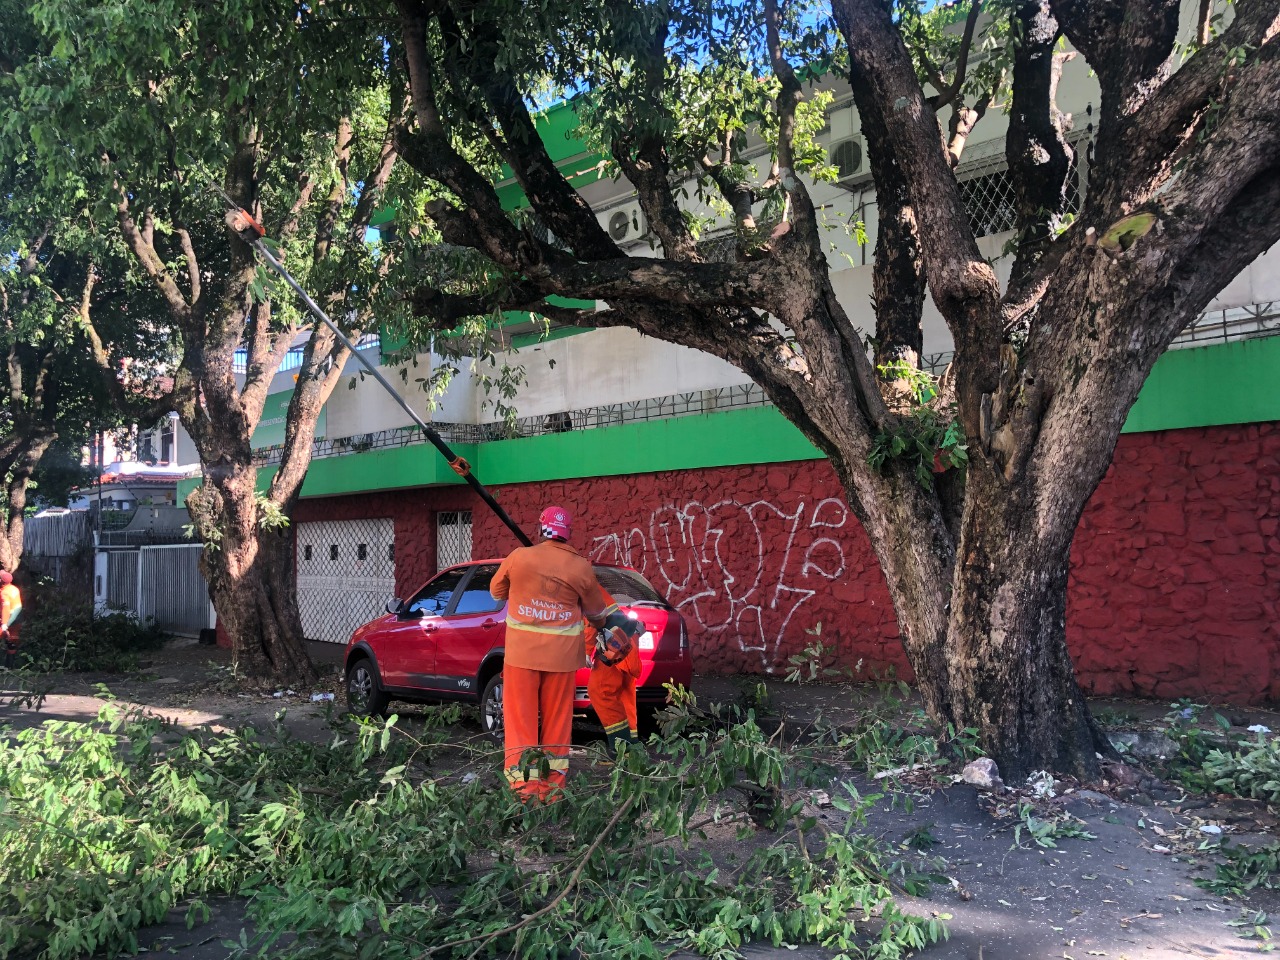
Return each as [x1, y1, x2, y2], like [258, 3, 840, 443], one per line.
[329, 544, 338, 561]
[436, 511, 473, 570]
[303, 545, 313, 562]
[357, 543, 368, 561]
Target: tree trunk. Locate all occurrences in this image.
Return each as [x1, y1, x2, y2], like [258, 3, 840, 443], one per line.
[857, 440, 1116, 782]
[0, 432, 55, 574]
[940, 462, 1109, 781]
[187, 460, 317, 685]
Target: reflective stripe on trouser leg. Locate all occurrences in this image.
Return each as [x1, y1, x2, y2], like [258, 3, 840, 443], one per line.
[602, 719, 635, 759]
[538, 669, 576, 800]
[503, 665, 544, 800]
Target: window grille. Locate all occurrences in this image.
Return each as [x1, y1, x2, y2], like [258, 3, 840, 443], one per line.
[955, 138, 1083, 239]
[437, 511, 473, 570]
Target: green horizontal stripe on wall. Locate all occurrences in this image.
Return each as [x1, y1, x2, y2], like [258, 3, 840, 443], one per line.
[1122, 336, 1280, 433]
[174, 336, 1279, 505]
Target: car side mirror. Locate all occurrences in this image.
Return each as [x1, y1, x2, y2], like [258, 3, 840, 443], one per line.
[386, 597, 404, 616]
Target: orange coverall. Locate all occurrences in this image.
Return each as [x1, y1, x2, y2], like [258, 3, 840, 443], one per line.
[585, 593, 643, 757]
[1, 580, 23, 668]
[491, 539, 615, 801]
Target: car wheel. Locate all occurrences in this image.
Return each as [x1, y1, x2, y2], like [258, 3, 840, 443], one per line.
[480, 670, 504, 741]
[346, 657, 390, 717]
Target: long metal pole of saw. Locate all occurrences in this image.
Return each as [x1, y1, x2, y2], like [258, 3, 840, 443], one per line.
[250, 239, 533, 547]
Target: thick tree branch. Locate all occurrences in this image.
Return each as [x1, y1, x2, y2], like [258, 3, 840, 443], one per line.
[833, 0, 1003, 441]
[944, 78, 999, 166]
[116, 193, 191, 321]
[1107, 3, 1280, 213]
[1005, 1, 1075, 299]
[441, 16, 618, 262]
[314, 116, 354, 263]
[175, 225, 201, 305]
[846, 59, 927, 373]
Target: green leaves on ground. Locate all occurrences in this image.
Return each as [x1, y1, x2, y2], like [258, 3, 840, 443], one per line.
[1, 706, 945, 960]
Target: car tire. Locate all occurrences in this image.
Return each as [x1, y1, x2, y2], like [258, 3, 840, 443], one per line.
[480, 670, 504, 741]
[346, 656, 390, 717]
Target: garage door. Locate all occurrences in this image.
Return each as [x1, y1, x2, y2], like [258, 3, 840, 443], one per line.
[297, 518, 396, 643]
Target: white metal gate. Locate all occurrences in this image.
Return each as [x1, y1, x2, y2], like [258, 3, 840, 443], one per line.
[437, 511, 472, 569]
[297, 518, 396, 643]
[137, 544, 212, 636]
[105, 551, 140, 611]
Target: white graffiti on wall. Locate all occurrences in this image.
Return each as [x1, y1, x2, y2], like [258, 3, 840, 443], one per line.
[589, 497, 850, 669]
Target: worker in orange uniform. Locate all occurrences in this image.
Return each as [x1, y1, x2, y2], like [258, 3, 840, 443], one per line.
[491, 506, 617, 802]
[585, 594, 644, 758]
[1, 571, 23, 670]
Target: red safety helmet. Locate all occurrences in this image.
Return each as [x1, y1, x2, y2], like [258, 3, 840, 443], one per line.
[538, 505, 572, 542]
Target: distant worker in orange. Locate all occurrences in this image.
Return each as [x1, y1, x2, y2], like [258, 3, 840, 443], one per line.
[586, 592, 644, 758]
[491, 506, 617, 802]
[1, 571, 23, 670]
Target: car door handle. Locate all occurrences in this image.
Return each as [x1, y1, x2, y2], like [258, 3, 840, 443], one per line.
[481, 619, 498, 629]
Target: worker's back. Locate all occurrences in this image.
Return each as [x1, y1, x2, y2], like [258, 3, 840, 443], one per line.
[492, 539, 611, 672]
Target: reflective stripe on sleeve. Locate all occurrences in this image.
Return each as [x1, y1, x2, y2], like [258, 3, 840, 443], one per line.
[585, 601, 620, 622]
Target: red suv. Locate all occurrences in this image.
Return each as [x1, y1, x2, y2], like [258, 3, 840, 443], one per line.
[343, 560, 693, 736]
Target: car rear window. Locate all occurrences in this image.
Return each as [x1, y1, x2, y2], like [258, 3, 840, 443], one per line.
[593, 566, 667, 605]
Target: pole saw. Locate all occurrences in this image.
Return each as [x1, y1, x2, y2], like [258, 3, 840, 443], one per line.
[220, 203, 533, 548]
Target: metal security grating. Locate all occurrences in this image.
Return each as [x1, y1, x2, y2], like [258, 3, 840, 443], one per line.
[136, 544, 212, 636]
[297, 518, 396, 643]
[105, 550, 140, 611]
[437, 511, 473, 569]
[954, 137, 1083, 239]
[957, 168, 1019, 238]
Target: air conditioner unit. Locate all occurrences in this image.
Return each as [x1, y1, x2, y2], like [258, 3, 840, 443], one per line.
[600, 203, 648, 245]
[829, 137, 865, 181]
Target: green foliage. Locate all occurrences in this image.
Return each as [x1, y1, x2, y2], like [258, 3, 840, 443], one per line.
[0, 706, 945, 960]
[1011, 804, 1096, 849]
[868, 405, 968, 490]
[1162, 699, 1235, 790]
[783, 624, 852, 684]
[865, 363, 967, 489]
[12, 600, 169, 672]
[1201, 733, 1280, 805]
[1201, 844, 1280, 896]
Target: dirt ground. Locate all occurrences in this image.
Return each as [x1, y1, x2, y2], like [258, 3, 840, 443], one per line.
[4, 639, 1278, 960]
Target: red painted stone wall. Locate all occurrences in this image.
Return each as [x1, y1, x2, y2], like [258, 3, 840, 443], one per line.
[293, 422, 1280, 703]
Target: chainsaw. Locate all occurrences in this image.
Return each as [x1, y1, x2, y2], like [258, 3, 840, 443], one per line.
[594, 612, 643, 667]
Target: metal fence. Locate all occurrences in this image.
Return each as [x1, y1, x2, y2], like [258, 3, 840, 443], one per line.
[23, 512, 93, 583]
[249, 298, 1279, 471]
[135, 545, 211, 636]
[104, 550, 140, 612]
[1170, 301, 1280, 348]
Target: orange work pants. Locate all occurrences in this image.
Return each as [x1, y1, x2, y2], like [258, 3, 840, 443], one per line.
[503, 665, 575, 802]
[588, 664, 638, 753]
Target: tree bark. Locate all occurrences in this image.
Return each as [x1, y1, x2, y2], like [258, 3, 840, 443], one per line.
[0, 431, 55, 574]
[186, 460, 317, 684]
